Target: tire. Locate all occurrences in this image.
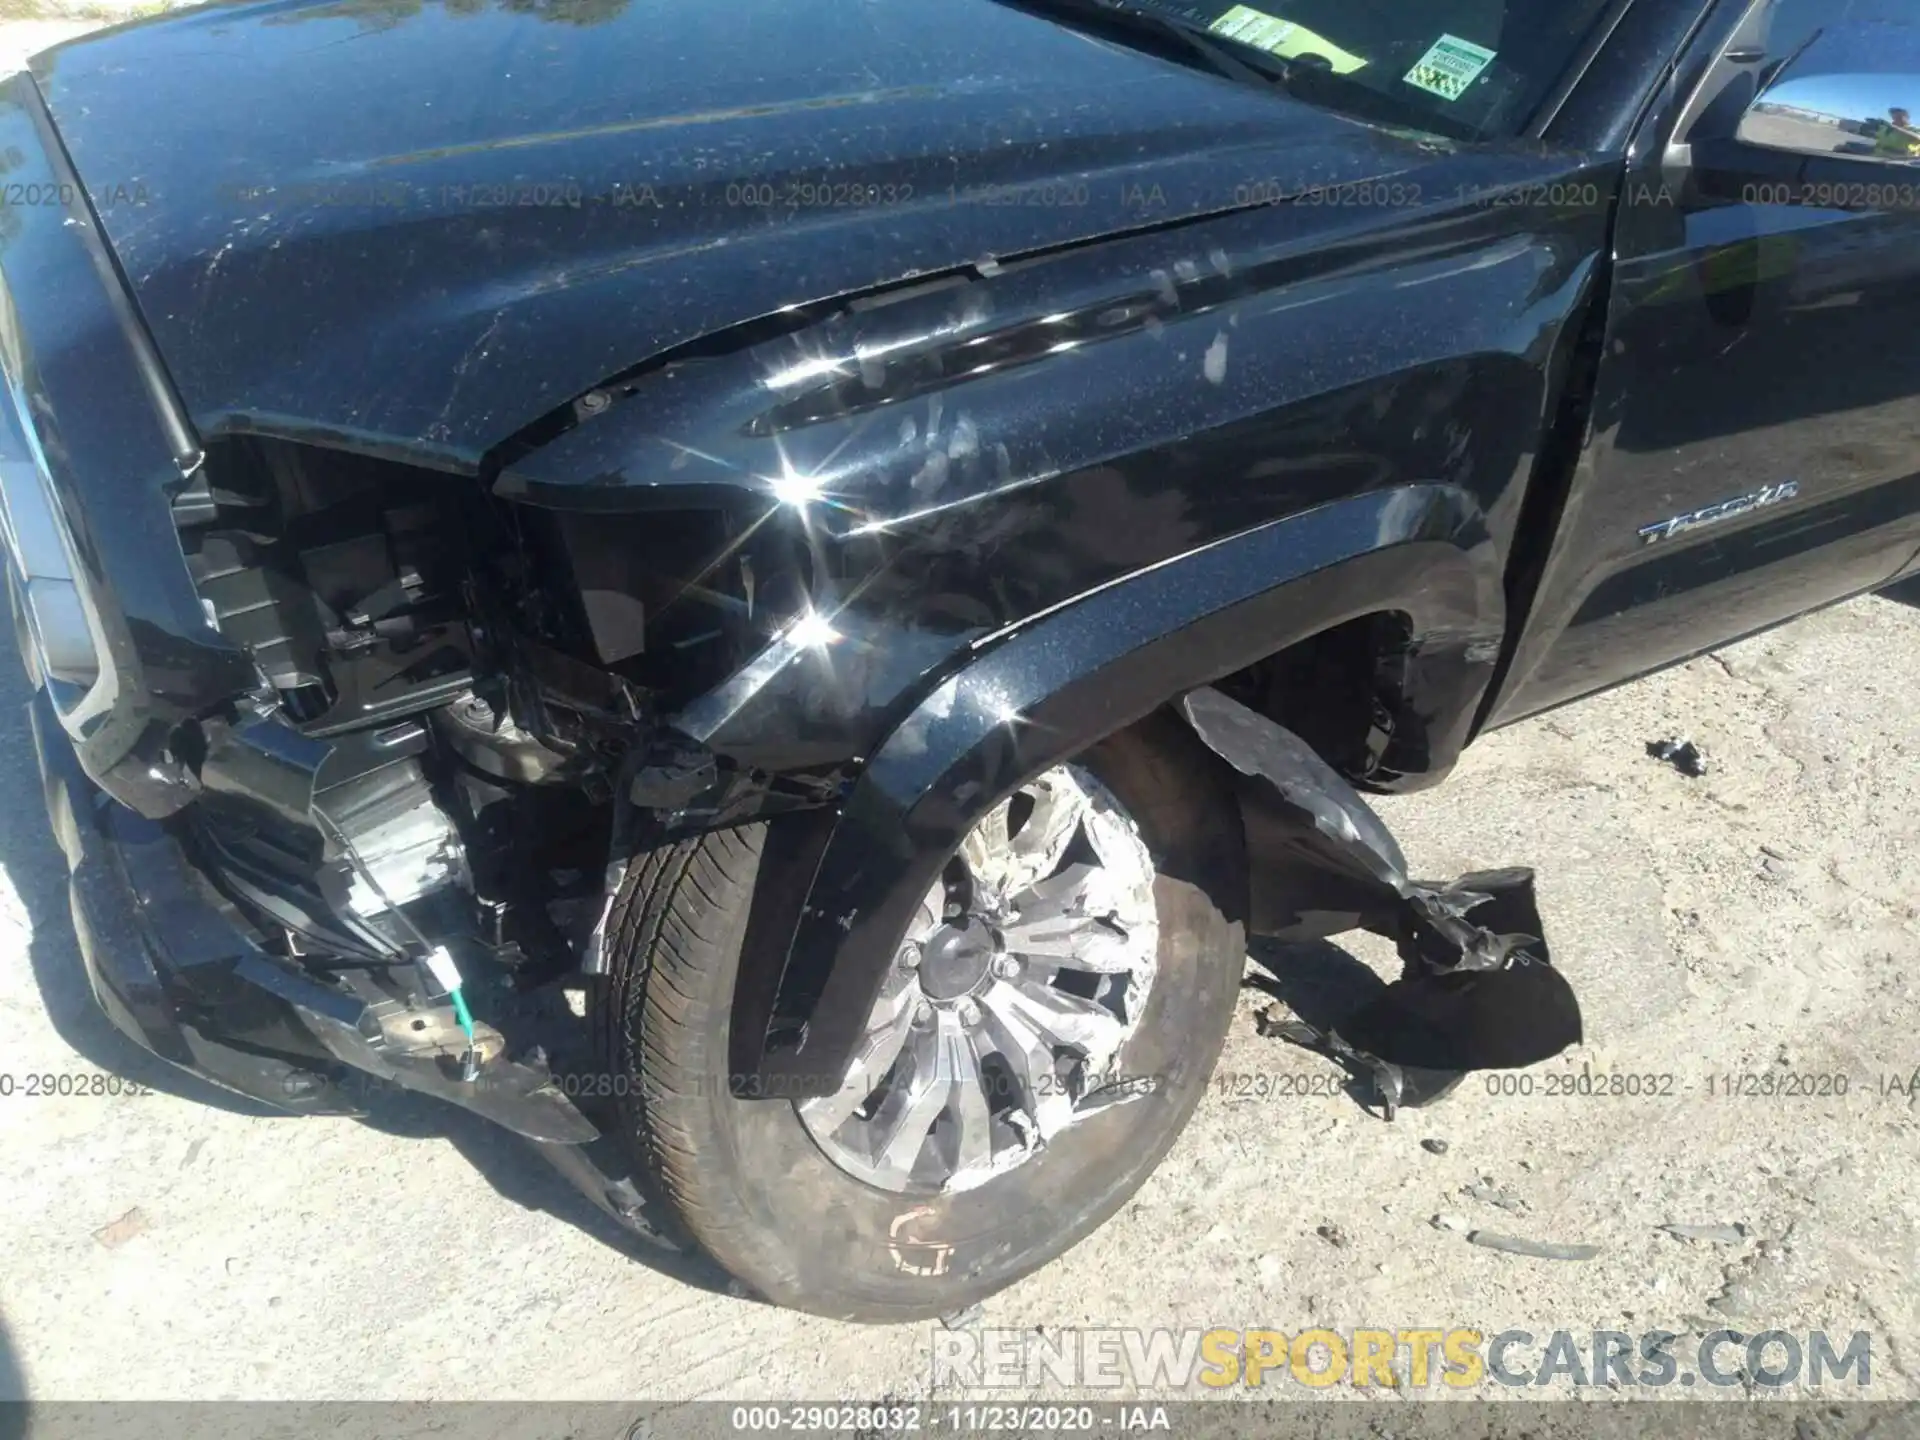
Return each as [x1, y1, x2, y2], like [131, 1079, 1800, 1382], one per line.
[598, 711, 1246, 1322]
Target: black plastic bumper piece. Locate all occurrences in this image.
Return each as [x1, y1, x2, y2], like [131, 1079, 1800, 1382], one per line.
[28, 687, 600, 1143]
[29, 686, 368, 1115]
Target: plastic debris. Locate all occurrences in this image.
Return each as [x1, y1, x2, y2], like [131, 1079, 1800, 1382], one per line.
[1646, 737, 1708, 777]
[1421, 1137, 1450, 1154]
[1660, 1222, 1749, 1245]
[93, 1207, 151, 1250]
[1708, 1283, 1756, 1318]
[1260, 1008, 1408, 1118]
[1464, 1181, 1527, 1213]
[1465, 1231, 1601, 1262]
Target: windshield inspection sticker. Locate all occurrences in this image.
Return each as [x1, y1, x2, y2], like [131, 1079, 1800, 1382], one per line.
[1404, 34, 1497, 101]
[1206, 5, 1368, 74]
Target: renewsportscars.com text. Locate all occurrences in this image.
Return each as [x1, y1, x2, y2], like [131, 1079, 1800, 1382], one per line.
[931, 1327, 1873, 1391]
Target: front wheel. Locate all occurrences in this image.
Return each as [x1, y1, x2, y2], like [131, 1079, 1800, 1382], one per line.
[598, 712, 1246, 1321]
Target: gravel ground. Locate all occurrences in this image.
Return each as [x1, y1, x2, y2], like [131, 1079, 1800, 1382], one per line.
[3, 12, 1919, 1415]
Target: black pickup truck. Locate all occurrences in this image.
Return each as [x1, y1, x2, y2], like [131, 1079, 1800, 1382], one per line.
[4, 0, 1917, 1322]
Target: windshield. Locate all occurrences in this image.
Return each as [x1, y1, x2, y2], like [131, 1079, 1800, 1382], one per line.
[1016, 0, 1620, 140]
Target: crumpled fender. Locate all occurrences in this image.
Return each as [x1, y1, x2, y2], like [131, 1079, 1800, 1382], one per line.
[737, 483, 1507, 1097]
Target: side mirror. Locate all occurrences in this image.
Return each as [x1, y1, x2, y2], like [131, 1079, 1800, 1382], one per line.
[1736, 22, 1920, 166]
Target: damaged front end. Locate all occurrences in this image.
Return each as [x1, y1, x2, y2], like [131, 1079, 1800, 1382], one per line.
[6, 52, 1583, 1222]
[123, 422, 1565, 1136]
[28, 419, 1578, 1198]
[128, 430, 837, 1143]
[10, 399, 842, 1241]
[18, 419, 1582, 1204]
[1179, 687, 1583, 1119]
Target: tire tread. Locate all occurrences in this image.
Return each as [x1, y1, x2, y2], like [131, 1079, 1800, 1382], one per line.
[603, 825, 776, 1277]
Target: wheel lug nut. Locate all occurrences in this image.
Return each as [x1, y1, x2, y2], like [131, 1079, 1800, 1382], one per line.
[899, 943, 922, 970]
[956, 998, 981, 1024]
[991, 955, 1020, 979]
[943, 902, 964, 919]
[913, 1000, 934, 1025]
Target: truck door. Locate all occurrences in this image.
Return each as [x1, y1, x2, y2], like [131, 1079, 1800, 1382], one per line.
[1488, 0, 1920, 727]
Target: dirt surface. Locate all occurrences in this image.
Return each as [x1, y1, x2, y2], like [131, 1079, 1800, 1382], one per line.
[3, 15, 1919, 1412]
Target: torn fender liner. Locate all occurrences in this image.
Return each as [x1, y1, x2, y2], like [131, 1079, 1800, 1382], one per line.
[1178, 685, 1411, 896]
[1177, 688, 1582, 1110]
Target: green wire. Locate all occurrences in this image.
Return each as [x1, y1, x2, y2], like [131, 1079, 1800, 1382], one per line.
[448, 986, 478, 1045]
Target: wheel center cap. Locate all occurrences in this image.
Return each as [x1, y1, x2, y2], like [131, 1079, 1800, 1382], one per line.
[919, 920, 994, 1001]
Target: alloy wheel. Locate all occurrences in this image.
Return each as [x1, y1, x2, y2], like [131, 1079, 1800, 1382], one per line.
[797, 764, 1160, 1193]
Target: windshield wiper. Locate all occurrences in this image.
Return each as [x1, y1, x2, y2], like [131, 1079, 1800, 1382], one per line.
[998, 0, 1302, 91]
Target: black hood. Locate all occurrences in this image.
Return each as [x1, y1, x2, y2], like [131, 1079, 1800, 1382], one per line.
[35, 0, 1423, 463]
